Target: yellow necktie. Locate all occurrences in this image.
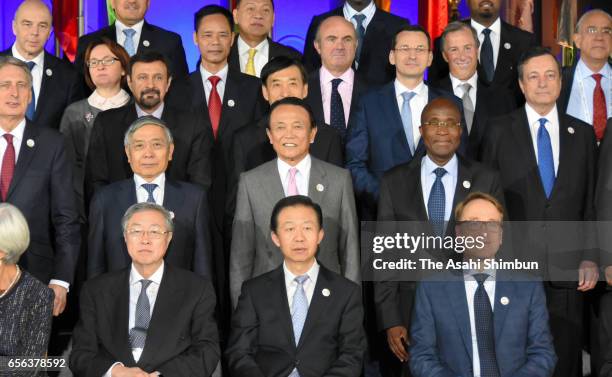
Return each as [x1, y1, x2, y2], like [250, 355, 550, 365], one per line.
[245, 48, 257, 76]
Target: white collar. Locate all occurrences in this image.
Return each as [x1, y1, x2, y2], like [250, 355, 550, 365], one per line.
[115, 19, 145, 35]
[343, 1, 376, 21]
[11, 44, 44, 67]
[135, 102, 164, 118]
[525, 103, 559, 127]
[237, 36, 269, 56]
[88, 89, 131, 110]
[576, 58, 612, 81]
[421, 153, 458, 177]
[449, 72, 478, 91]
[394, 79, 427, 99]
[471, 17, 501, 36]
[200, 63, 229, 82]
[277, 154, 312, 179]
[130, 261, 164, 286]
[133, 172, 166, 189]
[283, 259, 320, 285]
[1, 118, 27, 140]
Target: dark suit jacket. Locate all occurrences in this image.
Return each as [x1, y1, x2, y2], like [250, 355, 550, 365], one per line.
[558, 60, 612, 117]
[595, 119, 612, 267]
[8, 121, 80, 285]
[228, 36, 302, 73]
[375, 154, 504, 331]
[429, 19, 536, 104]
[0, 49, 83, 129]
[601, 290, 612, 377]
[69, 265, 219, 377]
[87, 179, 212, 279]
[431, 75, 518, 158]
[302, 7, 408, 87]
[226, 264, 365, 377]
[85, 102, 213, 202]
[74, 21, 188, 79]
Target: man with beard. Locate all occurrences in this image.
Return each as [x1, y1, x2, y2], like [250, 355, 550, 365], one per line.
[85, 51, 213, 202]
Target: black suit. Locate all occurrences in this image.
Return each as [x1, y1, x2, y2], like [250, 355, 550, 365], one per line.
[429, 19, 536, 104]
[558, 60, 612, 118]
[226, 263, 365, 377]
[596, 119, 612, 268]
[431, 75, 517, 158]
[302, 6, 408, 87]
[85, 103, 212, 202]
[1, 49, 83, 129]
[228, 36, 302, 74]
[69, 265, 219, 376]
[88, 179, 212, 280]
[7, 121, 80, 285]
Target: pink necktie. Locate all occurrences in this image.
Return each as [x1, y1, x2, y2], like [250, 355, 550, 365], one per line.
[287, 167, 298, 196]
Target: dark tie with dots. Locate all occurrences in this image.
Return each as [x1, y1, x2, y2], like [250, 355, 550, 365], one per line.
[353, 14, 366, 64]
[330, 78, 346, 137]
[473, 273, 500, 377]
[25, 61, 36, 120]
[480, 28, 495, 83]
[141, 183, 157, 203]
[129, 279, 153, 349]
[428, 167, 447, 236]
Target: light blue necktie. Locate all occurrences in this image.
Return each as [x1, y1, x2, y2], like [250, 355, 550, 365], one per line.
[141, 183, 157, 203]
[536, 118, 555, 198]
[25, 61, 36, 120]
[353, 14, 366, 64]
[473, 273, 500, 377]
[289, 275, 309, 377]
[123, 28, 137, 56]
[129, 279, 152, 349]
[428, 167, 447, 236]
[401, 92, 417, 155]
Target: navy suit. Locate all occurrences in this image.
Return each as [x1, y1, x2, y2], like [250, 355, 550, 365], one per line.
[410, 273, 557, 377]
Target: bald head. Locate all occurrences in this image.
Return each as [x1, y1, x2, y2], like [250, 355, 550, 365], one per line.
[13, 0, 52, 59]
[314, 16, 357, 76]
[419, 97, 463, 165]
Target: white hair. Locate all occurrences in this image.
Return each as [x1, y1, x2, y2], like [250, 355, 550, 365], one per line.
[0, 203, 30, 264]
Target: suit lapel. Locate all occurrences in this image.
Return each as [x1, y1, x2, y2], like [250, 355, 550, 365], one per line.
[217, 71, 239, 139]
[493, 274, 513, 346]
[272, 267, 296, 347]
[551, 114, 572, 199]
[381, 83, 412, 157]
[7, 123, 38, 200]
[258, 160, 285, 204]
[35, 52, 57, 121]
[359, 9, 384, 66]
[308, 158, 327, 204]
[450, 156, 474, 226]
[138, 22, 154, 53]
[229, 36, 241, 71]
[189, 70, 206, 110]
[404, 161, 428, 220]
[447, 279, 473, 361]
[348, 74, 367, 125]
[493, 22, 513, 83]
[297, 266, 330, 348]
[162, 180, 185, 210]
[308, 71, 325, 126]
[110, 270, 135, 365]
[511, 109, 544, 197]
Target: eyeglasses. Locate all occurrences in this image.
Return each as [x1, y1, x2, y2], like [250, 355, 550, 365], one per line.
[393, 46, 429, 55]
[457, 221, 502, 233]
[87, 57, 119, 68]
[421, 121, 461, 130]
[129, 141, 169, 152]
[126, 229, 171, 240]
[584, 26, 612, 36]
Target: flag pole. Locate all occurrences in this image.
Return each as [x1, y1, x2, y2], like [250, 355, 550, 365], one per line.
[78, 0, 84, 37]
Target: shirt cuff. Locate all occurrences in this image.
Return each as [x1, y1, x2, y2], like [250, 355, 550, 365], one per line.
[49, 279, 70, 292]
[103, 362, 123, 377]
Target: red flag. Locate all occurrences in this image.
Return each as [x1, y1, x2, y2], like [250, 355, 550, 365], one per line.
[375, 0, 391, 12]
[418, 0, 448, 47]
[52, 0, 79, 62]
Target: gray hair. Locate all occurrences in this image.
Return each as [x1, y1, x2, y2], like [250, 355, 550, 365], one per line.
[575, 9, 612, 33]
[123, 115, 174, 147]
[0, 56, 33, 88]
[0, 203, 30, 265]
[121, 202, 174, 233]
[440, 21, 480, 51]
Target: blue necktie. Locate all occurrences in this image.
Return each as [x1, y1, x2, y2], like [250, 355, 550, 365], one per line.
[291, 275, 309, 345]
[330, 78, 346, 137]
[141, 183, 157, 203]
[537, 118, 555, 198]
[401, 92, 416, 155]
[129, 279, 152, 349]
[473, 273, 500, 377]
[123, 28, 137, 56]
[25, 61, 36, 121]
[428, 167, 447, 236]
[353, 14, 366, 64]
[480, 28, 495, 82]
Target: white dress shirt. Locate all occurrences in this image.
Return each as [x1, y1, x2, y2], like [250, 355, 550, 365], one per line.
[134, 173, 166, 205]
[284, 260, 320, 311]
[200, 64, 228, 104]
[277, 154, 311, 196]
[320, 66, 355, 126]
[88, 89, 131, 111]
[464, 269, 497, 377]
[394, 79, 429, 149]
[115, 19, 145, 53]
[421, 154, 458, 222]
[450, 72, 478, 109]
[525, 103, 560, 175]
[343, 0, 376, 31]
[135, 102, 164, 119]
[471, 18, 501, 70]
[11, 44, 44, 109]
[237, 36, 269, 77]
[567, 59, 612, 125]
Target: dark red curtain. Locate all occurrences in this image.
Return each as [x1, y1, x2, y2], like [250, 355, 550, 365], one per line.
[418, 0, 448, 46]
[52, 0, 79, 62]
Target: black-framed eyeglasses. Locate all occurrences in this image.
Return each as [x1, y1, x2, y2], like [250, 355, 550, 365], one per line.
[125, 229, 172, 240]
[87, 57, 119, 68]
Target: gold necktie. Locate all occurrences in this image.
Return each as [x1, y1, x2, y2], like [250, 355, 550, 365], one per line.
[245, 48, 257, 76]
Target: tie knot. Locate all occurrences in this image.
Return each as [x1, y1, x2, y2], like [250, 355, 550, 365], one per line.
[289, 167, 298, 178]
[123, 28, 136, 38]
[295, 275, 309, 285]
[538, 118, 548, 128]
[141, 183, 157, 195]
[25, 61, 35, 70]
[402, 91, 416, 103]
[248, 48, 257, 58]
[482, 28, 492, 36]
[433, 167, 446, 178]
[208, 75, 221, 87]
[353, 14, 366, 25]
[473, 273, 489, 285]
[460, 82, 472, 94]
[140, 279, 152, 290]
[592, 73, 603, 84]
[3, 134, 13, 144]
[331, 78, 343, 89]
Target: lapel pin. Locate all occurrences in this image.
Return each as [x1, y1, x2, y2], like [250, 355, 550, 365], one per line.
[463, 180, 471, 189]
[26, 139, 35, 148]
[500, 296, 509, 305]
[316, 183, 324, 192]
[228, 99, 235, 107]
[568, 127, 575, 134]
[322, 288, 330, 297]
[504, 42, 511, 50]
[45, 68, 52, 77]
[169, 211, 175, 219]
[85, 112, 94, 123]
[143, 40, 150, 47]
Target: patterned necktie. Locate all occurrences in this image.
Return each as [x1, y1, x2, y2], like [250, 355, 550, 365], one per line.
[330, 78, 346, 136]
[25, 61, 36, 120]
[401, 92, 417, 155]
[123, 28, 137, 56]
[287, 167, 299, 196]
[353, 14, 366, 64]
[536, 118, 555, 198]
[129, 279, 153, 349]
[592, 73, 607, 141]
[0, 134, 15, 201]
[208, 75, 222, 139]
[245, 48, 257, 76]
[141, 183, 158, 203]
[428, 167, 447, 236]
[291, 275, 309, 346]
[473, 273, 500, 377]
[480, 28, 495, 83]
[461, 83, 475, 133]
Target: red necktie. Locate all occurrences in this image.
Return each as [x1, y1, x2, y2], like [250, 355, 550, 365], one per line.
[208, 76, 222, 139]
[1, 134, 15, 201]
[593, 73, 607, 141]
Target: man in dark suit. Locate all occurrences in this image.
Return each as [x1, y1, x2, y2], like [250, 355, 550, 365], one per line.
[480, 47, 598, 377]
[431, 21, 517, 158]
[410, 192, 557, 377]
[74, 0, 188, 79]
[85, 51, 212, 202]
[346, 25, 467, 220]
[70, 203, 219, 377]
[428, 0, 536, 104]
[302, 0, 408, 87]
[228, 0, 301, 77]
[226, 195, 365, 377]
[88, 116, 212, 280]
[0, 56, 80, 317]
[2, 0, 82, 130]
[304, 16, 368, 140]
[376, 98, 503, 376]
